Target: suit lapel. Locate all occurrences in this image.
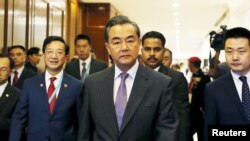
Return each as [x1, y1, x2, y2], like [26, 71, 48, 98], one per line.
[74, 60, 81, 79]
[223, 73, 247, 121]
[101, 67, 120, 133]
[89, 59, 96, 75]
[158, 65, 169, 75]
[37, 73, 51, 115]
[0, 84, 13, 110]
[120, 65, 149, 132]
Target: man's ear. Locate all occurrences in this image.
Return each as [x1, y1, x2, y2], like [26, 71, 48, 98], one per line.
[105, 43, 111, 55]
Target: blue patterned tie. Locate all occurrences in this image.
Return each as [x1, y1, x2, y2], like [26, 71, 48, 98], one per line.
[115, 72, 129, 129]
[239, 76, 250, 123]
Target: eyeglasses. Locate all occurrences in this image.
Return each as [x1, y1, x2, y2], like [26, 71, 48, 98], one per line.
[0, 67, 10, 72]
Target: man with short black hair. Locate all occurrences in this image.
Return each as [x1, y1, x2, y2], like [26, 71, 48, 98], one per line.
[204, 27, 250, 141]
[65, 34, 107, 81]
[141, 31, 190, 141]
[25, 47, 41, 73]
[0, 54, 20, 141]
[8, 45, 36, 89]
[9, 36, 83, 141]
[78, 16, 178, 141]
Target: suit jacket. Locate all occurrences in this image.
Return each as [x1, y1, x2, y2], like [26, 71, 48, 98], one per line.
[158, 65, 190, 141]
[11, 67, 36, 89]
[0, 84, 20, 141]
[78, 64, 179, 141]
[9, 72, 84, 141]
[204, 72, 249, 140]
[25, 61, 38, 73]
[65, 59, 107, 80]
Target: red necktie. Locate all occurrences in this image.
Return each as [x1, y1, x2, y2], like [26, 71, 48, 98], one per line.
[48, 77, 57, 113]
[13, 71, 18, 86]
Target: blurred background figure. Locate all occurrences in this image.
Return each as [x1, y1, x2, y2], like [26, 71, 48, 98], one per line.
[25, 47, 41, 73]
[188, 56, 210, 141]
[162, 48, 172, 68]
[8, 45, 36, 89]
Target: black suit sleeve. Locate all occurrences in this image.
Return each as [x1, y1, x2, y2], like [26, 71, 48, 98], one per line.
[78, 79, 93, 141]
[174, 73, 190, 141]
[155, 79, 179, 141]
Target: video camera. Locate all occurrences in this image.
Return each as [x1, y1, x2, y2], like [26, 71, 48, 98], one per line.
[209, 25, 227, 50]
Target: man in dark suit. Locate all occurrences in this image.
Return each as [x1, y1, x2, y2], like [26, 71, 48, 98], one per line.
[141, 31, 190, 141]
[8, 45, 36, 89]
[204, 27, 250, 140]
[9, 36, 83, 141]
[65, 34, 107, 81]
[0, 54, 20, 141]
[25, 47, 41, 73]
[188, 57, 210, 141]
[77, 15, 178, 141]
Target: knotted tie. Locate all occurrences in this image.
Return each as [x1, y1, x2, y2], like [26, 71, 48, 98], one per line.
[48, 77, 57, 113]
[115, 72, 129, 129]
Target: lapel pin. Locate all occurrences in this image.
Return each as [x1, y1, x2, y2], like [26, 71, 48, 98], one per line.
[6, 94, 9, 97]
[40, 83, 44, 87]
[64, 84, 68, 88]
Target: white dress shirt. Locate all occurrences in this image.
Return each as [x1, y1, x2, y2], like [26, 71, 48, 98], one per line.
[154, 66, 160, 72]
[45, 70, 64, 98]
[0, 81, 8, 98]
[113, 60, 139, 103]
[10, 65, 24, 85]
[79, 56, 91, 76]
[231, 70, 250, 101]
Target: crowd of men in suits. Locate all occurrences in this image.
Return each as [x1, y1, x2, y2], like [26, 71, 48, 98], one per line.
[0, 15, 250, 141]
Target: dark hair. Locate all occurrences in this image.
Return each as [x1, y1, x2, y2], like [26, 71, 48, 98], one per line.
[42, 36, 69, 55]
[142, 31, 166, 47]
[0, 53, 15, 69]
[223, 27, 250, 47]
[163, 48, 173, 60]
[104, 15, 140, 42]
[191, 62, 201, 68]
[27, 47, 40, 56]
[75, 34, 91, 45]
[8, 45, 26, 54]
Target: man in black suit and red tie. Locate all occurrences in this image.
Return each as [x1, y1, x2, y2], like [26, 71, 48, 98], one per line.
[0, 54, 20, 141]
[204, 27, 250, 141]
[65, 34, 107, 81]
[78, 15, 178, 141]
[8, 45, 36, 89]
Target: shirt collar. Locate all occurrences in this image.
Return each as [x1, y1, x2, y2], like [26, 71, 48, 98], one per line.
[79, 56, 91, 68]
[154, 66, 161, 71]
[0, 81, 8, 97]
[114, 60, 139, 80]
[231, 70, 250, 81]
[45, 69, 64, 82]
[14, 65, 25, 75]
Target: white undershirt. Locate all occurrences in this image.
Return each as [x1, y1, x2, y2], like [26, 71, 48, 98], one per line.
[0, 81, 8, 98]
[113, 60, 139, 103]
[231, 70, 250, 102]
[45, 70, 64, 98]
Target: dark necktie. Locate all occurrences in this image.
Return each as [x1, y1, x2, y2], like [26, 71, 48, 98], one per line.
[115, 72, 129, 129]
[48, 77, 57, 113]
[81, 62, 86, 81]
[13, 71, 18, 86]
[239, 76, 250, 123]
